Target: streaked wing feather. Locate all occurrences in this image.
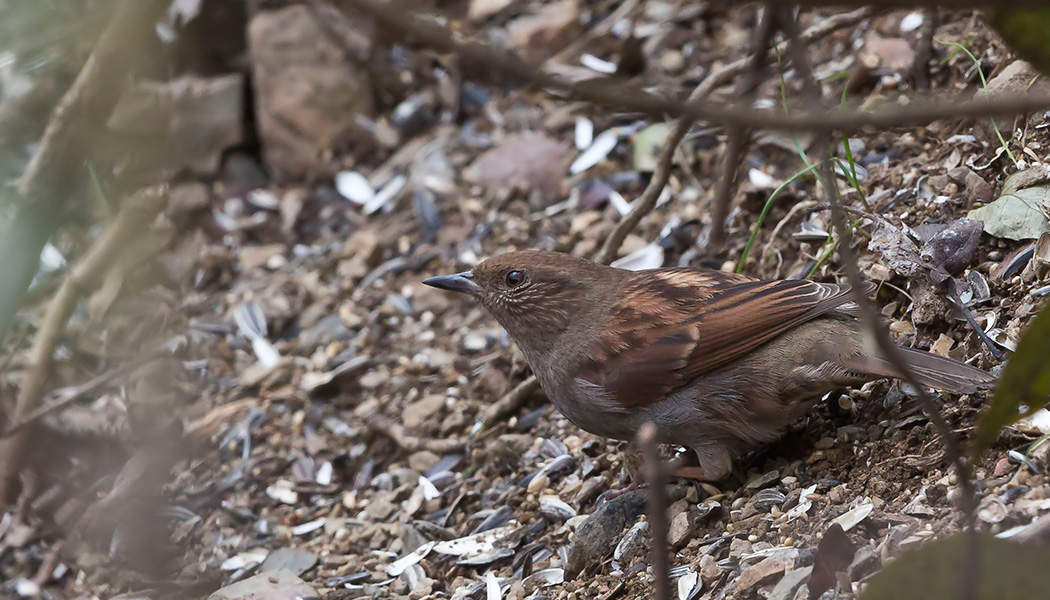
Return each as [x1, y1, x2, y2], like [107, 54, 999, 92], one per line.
[581, 270, 864, 407]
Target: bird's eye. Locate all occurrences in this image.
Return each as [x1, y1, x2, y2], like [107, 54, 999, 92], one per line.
[505, 270, 527, 287]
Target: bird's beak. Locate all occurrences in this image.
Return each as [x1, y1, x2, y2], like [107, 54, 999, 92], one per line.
[422, 271, 479, 295]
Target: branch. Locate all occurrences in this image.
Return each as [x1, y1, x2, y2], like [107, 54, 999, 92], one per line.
[708, 5, 780, 251]
[481, 376, 543, 430]
[639, 423, 671, 600]
[368, 415, 468, 454]
[339, 0, 1050, 131]
[0, 0, 169, 341]
[0, 185, 169, 505]
[596, 7, 872, 264]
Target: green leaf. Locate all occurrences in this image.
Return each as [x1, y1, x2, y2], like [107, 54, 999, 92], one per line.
[972, 301, 1050, 457]
[968, 170, 1050, 240]
[863, 534, 1050, 600]
[988, 9, 1050, 77]
[631, 123, 671, 173]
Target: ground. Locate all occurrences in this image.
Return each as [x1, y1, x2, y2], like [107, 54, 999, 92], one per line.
[3, 3, 1050, 600]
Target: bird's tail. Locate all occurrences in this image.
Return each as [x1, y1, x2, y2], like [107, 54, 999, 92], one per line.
[844, 346, 996, 395]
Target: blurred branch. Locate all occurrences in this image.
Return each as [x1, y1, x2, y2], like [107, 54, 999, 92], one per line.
[481, 375, 543, 430]
[708, 5, 779, 251]
[639, 423, 671, 600]
[0, 0, 168, 341]
[596, 6, 873, 263]
[368, 415, 468, 453]
[339, 0, 1050, 130]
[0, 185, 169, 506]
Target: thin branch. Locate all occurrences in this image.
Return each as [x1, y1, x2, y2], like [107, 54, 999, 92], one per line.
[368, 415, 468, 454]
[708, 5, 779, 251]
[0, 0, 168, 341]
[913, 9, 940, 91]
[481, 376, 543, 430]
[596, 7, 871, 264]
[0, 185, 169, 505]
[639, 423, 671, 600]
[2, 354, 163, 439]
[339, 0, 1050, 131]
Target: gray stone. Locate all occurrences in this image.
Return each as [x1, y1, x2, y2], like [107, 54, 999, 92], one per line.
[208, 569, 318, 600]
[769, 566, 813, 600]
[248, 5, 373, 180]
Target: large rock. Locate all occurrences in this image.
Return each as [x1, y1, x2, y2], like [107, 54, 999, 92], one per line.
[248, 5, 374, 180]
[208, 569, 318, 600]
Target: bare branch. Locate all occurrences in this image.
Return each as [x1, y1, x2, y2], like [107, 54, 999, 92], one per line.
[596, 7, 872, 264]
[339, 0, 1050, 131]
[709, 5, 779, 251]
[369, 415, 468, 454]
[0, 185, 169, 505]
[0, 0, 169, 341]
[639, 423, 671, 600]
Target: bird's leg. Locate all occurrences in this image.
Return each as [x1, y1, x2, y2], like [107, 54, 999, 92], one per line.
[596, 451, 645, 504]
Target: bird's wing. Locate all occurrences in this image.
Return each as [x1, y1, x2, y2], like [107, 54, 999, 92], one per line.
[578, 268, 865, 407]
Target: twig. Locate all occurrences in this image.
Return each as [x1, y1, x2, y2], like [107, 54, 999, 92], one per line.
[481, 376, 543, 429]
[708, 5, 779, 251]
[2, 354, 162, 439]
[368, 415, 468, 454]
[340, 0, 1050, 131]
[639, 423, 670, 600]
[0, 0, 168, 341]
[0, 185, 169, 505]
[596, 8, 871, 265]
[549, 0, 642, 65]
[913, 9, 940, 91]
[945, 285, 1005, 360]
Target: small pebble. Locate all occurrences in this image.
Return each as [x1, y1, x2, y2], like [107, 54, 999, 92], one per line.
[528, 474, 550, 493]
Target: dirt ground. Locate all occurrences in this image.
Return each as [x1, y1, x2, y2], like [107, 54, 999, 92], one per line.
[3, 3, 1050, 600]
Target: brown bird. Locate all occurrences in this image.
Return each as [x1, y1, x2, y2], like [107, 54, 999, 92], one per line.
[423, 250, 996, 481]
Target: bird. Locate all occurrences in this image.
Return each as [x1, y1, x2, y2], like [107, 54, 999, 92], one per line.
[423, 249, 996, 481]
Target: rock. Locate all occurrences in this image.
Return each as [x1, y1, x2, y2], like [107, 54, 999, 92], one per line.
[564, 489, 648, 579]
[107, 74, 245, 177]
[208, 569, 318, 600]
[737, 553, 794, 592]
[408, 451, 440, 473]
[746, 469, 780, 489]
[948, 167, 993, 204]
[769, 566, 813, 600]
[506, 0, 581, 65]
[974, 61, 1050, 142]
[260, 548, 318, 576]
[699, 553, 720, 582]
[848, 545, 880, 581]
[248, 5, 374, 180]
[659, 49, 685, 73]
[858, 34, 915, 73]
[729, 537, 753, 560]
[403, 394, 445, 430]
[463, 132, 570, 207]
[668, 510, 697, 548]
[299, 315, 350, 350]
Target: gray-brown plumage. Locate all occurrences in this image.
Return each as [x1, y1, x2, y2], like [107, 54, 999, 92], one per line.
[423, 250, 996, 480]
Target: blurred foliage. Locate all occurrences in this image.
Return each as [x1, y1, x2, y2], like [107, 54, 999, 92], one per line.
[988, 8, 1050, 77]
[0, 0, 120, 83]
[863, 534, 1050, 600]
[973, 301, 1050, 457]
